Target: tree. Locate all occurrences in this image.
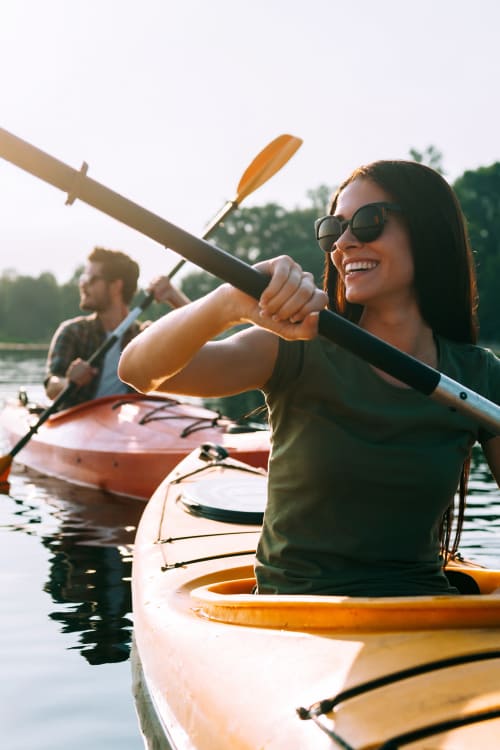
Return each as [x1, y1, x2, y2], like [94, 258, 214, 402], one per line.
[453, 164, 500, 343]
[0, 270, 80, 343]
[181, 199, 328, 301]
[409, 145, 445, 174]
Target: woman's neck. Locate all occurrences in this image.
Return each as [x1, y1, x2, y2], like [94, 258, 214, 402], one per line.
[358, 306, 437, 385]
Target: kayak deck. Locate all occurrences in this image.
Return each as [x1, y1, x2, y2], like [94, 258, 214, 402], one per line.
[132, 448, 500, 749]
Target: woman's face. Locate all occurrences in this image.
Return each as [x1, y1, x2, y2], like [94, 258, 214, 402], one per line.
[331, 178, 416, 311]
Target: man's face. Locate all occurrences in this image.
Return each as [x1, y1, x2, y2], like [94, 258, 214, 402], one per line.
[78, 262, 112, 312]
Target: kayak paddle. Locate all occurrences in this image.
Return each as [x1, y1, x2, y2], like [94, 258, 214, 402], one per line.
[0, 293, 153, 482]
[0, 132, 303, 482]
[168, 133, 303, 278]
[0, 127, 499, 436]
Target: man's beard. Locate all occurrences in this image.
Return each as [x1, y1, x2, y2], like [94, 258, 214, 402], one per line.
[80, 293, 109, 313]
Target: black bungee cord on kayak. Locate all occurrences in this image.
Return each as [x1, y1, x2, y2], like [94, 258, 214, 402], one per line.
[112, 396, 225, 435]
[157, 444, 265, 570]
[297, 649, 500, 748]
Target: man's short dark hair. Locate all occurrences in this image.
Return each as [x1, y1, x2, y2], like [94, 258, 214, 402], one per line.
[88, 247, 139, 304]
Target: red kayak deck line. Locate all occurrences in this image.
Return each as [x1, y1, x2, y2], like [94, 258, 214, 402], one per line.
[0, 393, 270, 500]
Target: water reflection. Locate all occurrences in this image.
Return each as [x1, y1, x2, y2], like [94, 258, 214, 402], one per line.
[2, 464, 144, 665]
[461, 446, 500, 567]
[46, 540, 133, 664]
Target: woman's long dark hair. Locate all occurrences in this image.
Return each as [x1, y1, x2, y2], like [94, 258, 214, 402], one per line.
[324, 160, 479, 560]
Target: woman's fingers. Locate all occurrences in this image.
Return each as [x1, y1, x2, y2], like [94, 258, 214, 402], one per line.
[257, 256, 327, 323]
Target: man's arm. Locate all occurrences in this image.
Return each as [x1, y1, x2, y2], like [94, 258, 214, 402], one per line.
[148, 276, 190, 308]
[45, 321, 97, 400]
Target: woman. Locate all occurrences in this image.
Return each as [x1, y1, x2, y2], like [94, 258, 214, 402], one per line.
[119, 160, 500, 597]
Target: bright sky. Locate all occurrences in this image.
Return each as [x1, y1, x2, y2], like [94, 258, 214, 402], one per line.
[1, 0, 499, 287]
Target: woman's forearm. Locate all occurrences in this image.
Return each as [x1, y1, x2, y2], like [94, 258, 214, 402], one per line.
[118, 285, 244, 393]
[119, 256, 327, 395]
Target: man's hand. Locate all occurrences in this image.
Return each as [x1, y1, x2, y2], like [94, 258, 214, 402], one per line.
[66, 358, 98, 387]
[148, 276, 190, 308]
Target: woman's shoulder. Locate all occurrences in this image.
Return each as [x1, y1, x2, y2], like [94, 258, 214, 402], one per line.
[438, 336, 500, 391]
[439, 336, 499, 364]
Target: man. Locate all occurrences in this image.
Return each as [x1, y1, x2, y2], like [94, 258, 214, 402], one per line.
[45, 246, 188, 407]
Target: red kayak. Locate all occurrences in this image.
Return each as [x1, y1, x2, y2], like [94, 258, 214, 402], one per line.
[0, 393, 270, 500]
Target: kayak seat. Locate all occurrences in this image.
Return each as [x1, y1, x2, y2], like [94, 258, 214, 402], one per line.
[444, 569, 481, 595]
[190, 574, 500, 631]
[200, 573, 484, 597]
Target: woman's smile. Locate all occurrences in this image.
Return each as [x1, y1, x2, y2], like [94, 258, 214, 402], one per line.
[344, 260, 379, 275]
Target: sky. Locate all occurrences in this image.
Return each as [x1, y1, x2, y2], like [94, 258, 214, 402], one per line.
[1, 0, 500, 287]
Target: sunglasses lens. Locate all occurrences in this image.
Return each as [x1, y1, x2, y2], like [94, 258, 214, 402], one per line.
[315, 216, 342, 252]
[79, 274, 104, 286]
[315, 203, 396, 252]
[351, 205, 384, 242]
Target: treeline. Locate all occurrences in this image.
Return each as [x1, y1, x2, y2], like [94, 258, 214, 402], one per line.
[0, 269, 82, 344]
[1, 166, 499, 348]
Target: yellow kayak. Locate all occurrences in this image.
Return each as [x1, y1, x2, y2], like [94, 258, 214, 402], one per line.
[131, 446, 500, 749]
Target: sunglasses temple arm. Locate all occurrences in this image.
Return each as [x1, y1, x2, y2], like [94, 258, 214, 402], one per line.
[317, 310, 500, 435]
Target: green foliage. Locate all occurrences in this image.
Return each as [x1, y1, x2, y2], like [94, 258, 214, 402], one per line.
[409, 145, 445, 174]
[180, 193, 333, 302]
[453, 164, 500, 342]
[0, 270, 80, 343]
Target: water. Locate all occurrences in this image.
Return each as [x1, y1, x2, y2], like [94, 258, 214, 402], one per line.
[1, 351, 500, 749]
[0, 350, 144, 749]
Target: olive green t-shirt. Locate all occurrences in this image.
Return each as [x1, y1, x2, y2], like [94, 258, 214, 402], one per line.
[256, 337, 500, 596]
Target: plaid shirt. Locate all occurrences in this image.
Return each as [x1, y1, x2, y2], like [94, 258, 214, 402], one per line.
[45, 313, 140, 407]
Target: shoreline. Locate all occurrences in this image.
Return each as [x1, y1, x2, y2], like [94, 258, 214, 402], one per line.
[0, 343, 49, 351]
[1, 341, 499, 356]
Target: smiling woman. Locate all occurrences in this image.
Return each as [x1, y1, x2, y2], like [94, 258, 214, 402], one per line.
[329, 182, 416, 318]
[118, 158, 500, 599]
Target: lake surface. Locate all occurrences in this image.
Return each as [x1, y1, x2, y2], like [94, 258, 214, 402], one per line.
[0, 351, 144, 749]
[0, 350, 499, 749]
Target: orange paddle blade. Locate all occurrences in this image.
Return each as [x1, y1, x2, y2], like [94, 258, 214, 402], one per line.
[234, 134, 303, 204]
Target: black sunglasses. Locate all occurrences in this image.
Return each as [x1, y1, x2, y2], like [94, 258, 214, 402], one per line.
[79, 273, 107, 286]
[315, 202, 402, 252]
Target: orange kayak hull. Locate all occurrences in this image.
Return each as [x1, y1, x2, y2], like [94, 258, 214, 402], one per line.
[0, 393, 270, 500]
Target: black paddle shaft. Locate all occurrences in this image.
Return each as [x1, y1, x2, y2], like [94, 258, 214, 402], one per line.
[6, 290, 155, 461]
[0, 127, 499, 434]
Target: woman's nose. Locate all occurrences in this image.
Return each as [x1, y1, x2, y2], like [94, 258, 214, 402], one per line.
[335, 226, 360, 250]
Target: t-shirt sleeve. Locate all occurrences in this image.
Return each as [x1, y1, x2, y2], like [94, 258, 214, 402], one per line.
[263, 338, 304, 394]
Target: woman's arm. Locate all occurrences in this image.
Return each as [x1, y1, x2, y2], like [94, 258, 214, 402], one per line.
[118, 256, 327, 397]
